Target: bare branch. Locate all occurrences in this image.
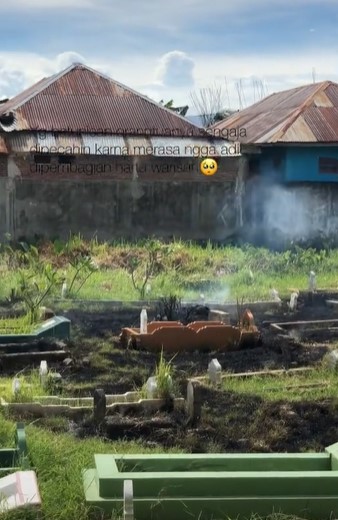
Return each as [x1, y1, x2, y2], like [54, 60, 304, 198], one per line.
[189, 82, 227, 127]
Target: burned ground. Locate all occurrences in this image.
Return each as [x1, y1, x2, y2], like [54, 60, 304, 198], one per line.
[2, 293, 338, 454]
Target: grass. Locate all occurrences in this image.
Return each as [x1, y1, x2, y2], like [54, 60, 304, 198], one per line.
[0, 372, 49, 403]
[1, 239, 338, 303]
[152, 350, 176, 399]
[221, 365, 338, 402]
[0, 315, 38, 335]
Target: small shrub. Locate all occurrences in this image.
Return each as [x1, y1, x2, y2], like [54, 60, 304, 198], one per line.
[156, 294, 181, 320]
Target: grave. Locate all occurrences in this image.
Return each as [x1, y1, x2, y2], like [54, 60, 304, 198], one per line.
[83, 441, 338, 519]
[120, 310, 259, 353]
[0, 424, 41, 512]
[1, 390, 184, 419]
[0, 423, 29, 474]
[0, 471, 41, 512]
[0, 316, 70, 344]
[270, 319, 338, 342]
[0, 316, 71, 367]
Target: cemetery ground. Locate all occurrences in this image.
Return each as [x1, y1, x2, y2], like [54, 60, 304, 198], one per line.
[2, 239, 338, 519]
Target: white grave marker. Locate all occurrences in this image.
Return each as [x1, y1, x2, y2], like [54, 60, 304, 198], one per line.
[208, 359, 222, 385]
[124, 480, 134, 520]
[309, 271, 316, 292]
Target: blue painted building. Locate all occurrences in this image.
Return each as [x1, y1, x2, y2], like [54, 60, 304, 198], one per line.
[212, 81, 338, 245]
[258, 146, 338, 183]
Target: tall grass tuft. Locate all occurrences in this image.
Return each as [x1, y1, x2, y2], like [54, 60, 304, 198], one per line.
[155, 350, 176, 399]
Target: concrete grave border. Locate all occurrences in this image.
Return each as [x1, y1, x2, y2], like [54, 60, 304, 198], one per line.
[0, 316, 70, 345]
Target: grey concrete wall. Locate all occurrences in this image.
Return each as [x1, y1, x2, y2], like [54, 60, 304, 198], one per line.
[0, 154, 240, 241]
[0, 178, 6, 237]
[12, 180, 237, 241]
[243, 177, 338, 247]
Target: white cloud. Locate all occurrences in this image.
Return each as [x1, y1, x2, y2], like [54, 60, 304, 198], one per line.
[1, 48, 338, 113]
[155, 51, 195, 87]
[55, 52, 87, 70]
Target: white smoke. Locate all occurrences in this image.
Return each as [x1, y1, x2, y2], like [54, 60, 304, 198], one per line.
[247, 179, 338, 244]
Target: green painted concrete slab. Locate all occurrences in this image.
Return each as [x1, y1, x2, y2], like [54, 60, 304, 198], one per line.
[0, 423, 28, 473]
[84, 470, 338, 519]
[111, 453, 331, 472]
[83, 449, 338, 519]
[0, 316, 70, 344]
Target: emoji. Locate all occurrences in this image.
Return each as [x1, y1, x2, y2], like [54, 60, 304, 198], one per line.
[200, 157, 218, 176]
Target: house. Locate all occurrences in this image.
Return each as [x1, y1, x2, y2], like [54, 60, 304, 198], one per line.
[211, 81, 338, 246]
[0, 63, 241, 242]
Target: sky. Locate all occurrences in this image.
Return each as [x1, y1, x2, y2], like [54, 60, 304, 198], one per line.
[0, 0, 338, 114]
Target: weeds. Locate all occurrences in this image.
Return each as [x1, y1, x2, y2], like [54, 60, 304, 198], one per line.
[156, 294, 182, 320]
[18, 263, 60, 323]
[66, 254, 98, 298]
[155, 350, 176, 399]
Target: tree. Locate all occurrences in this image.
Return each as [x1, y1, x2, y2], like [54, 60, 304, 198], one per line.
[189, 83, 232, 127]
[159, 99, 189, 117]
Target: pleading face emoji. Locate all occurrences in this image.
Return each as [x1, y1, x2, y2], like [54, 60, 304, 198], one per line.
[200, 158, 218, 176]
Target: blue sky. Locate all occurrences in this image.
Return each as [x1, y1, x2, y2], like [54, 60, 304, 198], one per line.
[0, 0, 338, 113]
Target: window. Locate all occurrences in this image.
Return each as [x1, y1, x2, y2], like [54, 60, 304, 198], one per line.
[34, 154, 51, 164]
[319, 157, 338, 174]
[58, 155, 75, 165]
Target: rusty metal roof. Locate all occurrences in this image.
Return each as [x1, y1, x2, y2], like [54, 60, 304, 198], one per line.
[0, 63, 209, 138]
[211, 80, 338, 144]
[3, 132, 240, 157]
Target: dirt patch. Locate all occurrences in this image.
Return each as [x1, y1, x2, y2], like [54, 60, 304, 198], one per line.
[71, 386, 338, 454]
[0, 294, 330, 392]
[60, 294, 338, 451]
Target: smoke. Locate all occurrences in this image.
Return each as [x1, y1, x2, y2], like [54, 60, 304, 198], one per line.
[263, 185, 315, 240]
[181, 281, 231, 304]
[246, 176, 338, 246]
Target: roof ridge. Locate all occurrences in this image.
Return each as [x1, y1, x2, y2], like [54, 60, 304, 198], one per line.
[269, 81, 330, 142]
[2, 63, 78, 112]
[210, 84, 318, 131]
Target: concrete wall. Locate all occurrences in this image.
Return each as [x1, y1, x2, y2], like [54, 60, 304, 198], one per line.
[0, 155, 8, 238]
[0, 153, 240, 241]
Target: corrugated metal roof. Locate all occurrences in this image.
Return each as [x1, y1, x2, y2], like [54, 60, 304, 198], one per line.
[211, 80, 338, 144]
[5, 132, 38, 153]
[2, 132, 240, 157]
[0, 63, 210, 138]
[0, 136, 8, 153]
